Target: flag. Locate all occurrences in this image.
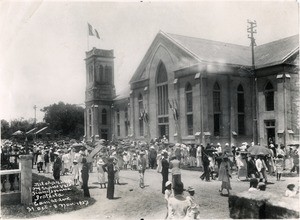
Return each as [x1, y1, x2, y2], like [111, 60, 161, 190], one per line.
[88, 23, 94, 36]
[88, 23, 100, 39]
[94, 29, 100, 39]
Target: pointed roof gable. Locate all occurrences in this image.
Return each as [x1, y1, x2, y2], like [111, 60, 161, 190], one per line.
[255, 35, 299, 69]
[129, 31, 299, 83]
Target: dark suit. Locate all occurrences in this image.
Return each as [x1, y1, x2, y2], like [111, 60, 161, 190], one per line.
[161, 157, 169, 193]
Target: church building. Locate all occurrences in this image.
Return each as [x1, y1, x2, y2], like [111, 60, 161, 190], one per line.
[84, 31, 299, 147]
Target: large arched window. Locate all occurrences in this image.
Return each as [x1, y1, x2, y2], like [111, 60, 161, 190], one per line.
[138, 94, 144, 136]
[156, 62, 169, 138]
[237, 84, 245, 135]
[265, 81, 274, 111]
[213, 82, 221, 136]
[102, 108, 107, 125]
[185, 83, 193, 135]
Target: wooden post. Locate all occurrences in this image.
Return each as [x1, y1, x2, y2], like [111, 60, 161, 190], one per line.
[19, 155, 32, 205]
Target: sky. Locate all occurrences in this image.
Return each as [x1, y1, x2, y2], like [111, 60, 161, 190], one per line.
[0, 0, 299, 123]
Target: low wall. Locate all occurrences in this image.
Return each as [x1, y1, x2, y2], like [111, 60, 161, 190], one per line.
[229, 191, 299, 219]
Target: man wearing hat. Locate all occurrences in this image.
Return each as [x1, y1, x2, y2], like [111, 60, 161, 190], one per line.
[53, 152, 62, 181]
[137, 151, 147, 188]
[161, 150, 169, 194]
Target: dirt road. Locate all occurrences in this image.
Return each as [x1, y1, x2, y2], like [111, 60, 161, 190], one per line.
[33, 168, 299, 220]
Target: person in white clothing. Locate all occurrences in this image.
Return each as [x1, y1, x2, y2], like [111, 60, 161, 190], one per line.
[255, 154, 268, 183]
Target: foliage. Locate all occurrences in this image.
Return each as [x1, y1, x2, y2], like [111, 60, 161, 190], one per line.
[41, 102, 84, 139]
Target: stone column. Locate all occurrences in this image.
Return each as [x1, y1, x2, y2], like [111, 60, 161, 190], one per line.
[19, 155, 32, 205]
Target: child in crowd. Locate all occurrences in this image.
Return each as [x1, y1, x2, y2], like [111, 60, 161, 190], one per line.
[186, 186, 200, 219]
[274, 154, 284, 181]
[164, 181, 173, 201]
[73, 159, 79, 186]
[131, 153, 137, 170]
[248, 178, 259, 191]
[285, 184, 299, 198]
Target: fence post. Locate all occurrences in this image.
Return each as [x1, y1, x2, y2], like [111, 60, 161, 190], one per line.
[19, 155, 32, 205]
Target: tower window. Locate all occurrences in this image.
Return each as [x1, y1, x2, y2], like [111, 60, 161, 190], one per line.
[89, 66, 93, 82]
[100, 65, 104, 82]
[102, 108, 107, 125]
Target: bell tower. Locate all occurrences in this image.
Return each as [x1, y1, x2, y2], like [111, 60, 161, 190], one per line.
[84, 47, 116, 141]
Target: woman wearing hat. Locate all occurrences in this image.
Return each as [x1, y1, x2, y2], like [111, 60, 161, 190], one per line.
[97, 158, 106, 188]
[218, 155, 232, 196]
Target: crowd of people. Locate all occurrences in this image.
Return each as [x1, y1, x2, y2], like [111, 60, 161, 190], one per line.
[1, 138, 299, 218]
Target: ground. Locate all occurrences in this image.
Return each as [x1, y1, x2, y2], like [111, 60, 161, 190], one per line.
[29, 166, 299, 220]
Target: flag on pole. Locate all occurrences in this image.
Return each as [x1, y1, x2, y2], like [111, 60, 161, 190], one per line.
[88, 23, 100, 39]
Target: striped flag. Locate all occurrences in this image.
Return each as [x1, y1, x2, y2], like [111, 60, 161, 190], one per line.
[88, 23, 100, 39]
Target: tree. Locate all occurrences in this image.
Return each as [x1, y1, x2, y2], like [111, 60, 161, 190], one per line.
[1, 119, 11, 139]
[41, 102, 84, 139]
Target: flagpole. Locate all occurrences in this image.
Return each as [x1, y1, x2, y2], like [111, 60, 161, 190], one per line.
[87, 23, 89, 51]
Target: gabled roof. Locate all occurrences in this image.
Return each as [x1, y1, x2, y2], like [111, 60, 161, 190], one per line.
[168, 33, 251, 66]
[129, 31, 299, 83]
[255, 35, 299, 69]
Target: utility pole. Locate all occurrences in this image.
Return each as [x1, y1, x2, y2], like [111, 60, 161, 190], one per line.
[247, 20, 259, 145]
[33, 105, 37, 125]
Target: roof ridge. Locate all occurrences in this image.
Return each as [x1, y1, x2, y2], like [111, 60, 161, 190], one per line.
[256, 34, 299, 47]
[167, 32, 249, 48]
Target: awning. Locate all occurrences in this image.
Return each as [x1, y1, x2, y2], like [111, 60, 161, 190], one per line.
[204, 132, 211, 136]
[277, 130, 284, 134]
[26, 128, 37, 134]
[35, 126, 48, 134]
[195, 132, 201, 136]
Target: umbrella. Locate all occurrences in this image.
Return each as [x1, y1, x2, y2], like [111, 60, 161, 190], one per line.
[247, 145, 272, 156]
[12, 130, 23, 136]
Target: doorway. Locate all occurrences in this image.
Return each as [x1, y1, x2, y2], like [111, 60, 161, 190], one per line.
[265, 120, 275, 146]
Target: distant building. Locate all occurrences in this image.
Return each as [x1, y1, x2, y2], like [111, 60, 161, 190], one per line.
[84, 31, 299, 147]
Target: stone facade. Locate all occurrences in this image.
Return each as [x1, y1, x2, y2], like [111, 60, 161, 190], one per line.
[84, 32, 299, 147]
